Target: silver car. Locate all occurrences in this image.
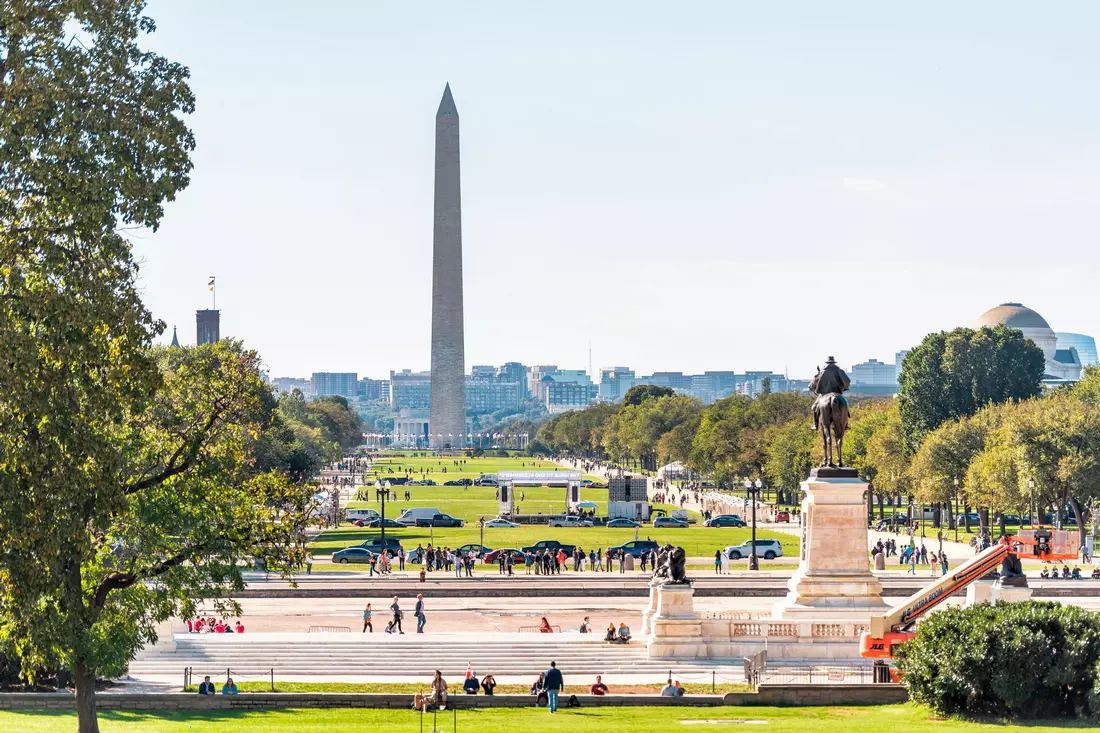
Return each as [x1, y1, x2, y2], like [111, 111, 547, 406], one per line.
[724, 539, 784, 560]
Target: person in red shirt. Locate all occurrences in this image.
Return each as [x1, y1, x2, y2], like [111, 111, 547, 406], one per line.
[234, 621, 245, 633]
[589, 675, 609, 696]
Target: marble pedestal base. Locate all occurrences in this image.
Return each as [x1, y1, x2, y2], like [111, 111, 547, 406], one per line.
[992, 579, 1033, 603]
[647, 584, 707, 658]
[774, 471, 886, 620]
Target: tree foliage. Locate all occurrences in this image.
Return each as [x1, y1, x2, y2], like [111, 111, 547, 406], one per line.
[897, 326, 1044, 454]
[897, 601, 1100, 720]
[621, 384, 674, 408]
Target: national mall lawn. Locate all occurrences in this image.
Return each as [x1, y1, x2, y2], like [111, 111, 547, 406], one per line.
[2, 704, 1092, 733]
[310, 455, 797, 559]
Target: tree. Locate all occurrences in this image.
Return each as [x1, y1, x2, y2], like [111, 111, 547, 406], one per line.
[897, 326, 1044, 454]
[621, 384, 674, 407]
[616, 394, 702, 471]
[763, 418, 813, 501]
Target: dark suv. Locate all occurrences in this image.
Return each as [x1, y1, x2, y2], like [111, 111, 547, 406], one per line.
[357, 538, 403, 558]
[705, 514, 746, 528]
[521, 540, 577, 555]
[414, 513, 465, 528]
[610, 539, 659, 558]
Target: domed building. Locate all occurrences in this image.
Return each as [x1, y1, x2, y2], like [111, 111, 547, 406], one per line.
[973, 302, 1085, 384]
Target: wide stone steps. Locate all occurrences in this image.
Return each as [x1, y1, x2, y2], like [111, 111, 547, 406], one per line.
[129, 633, 744, 678]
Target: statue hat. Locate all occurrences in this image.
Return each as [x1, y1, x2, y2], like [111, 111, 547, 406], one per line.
[825, 356, 837, 364]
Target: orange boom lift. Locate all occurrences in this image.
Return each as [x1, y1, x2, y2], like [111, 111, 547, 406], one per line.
[860, 529, 1077, 659]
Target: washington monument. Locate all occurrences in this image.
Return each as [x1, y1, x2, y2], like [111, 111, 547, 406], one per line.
[429, 83, 466, 449]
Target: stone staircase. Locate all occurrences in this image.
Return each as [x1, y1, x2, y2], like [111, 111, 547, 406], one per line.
[129, 632, 745, 680]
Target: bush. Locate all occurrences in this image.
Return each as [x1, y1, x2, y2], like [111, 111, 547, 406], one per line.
[896, 600, 1100, 719]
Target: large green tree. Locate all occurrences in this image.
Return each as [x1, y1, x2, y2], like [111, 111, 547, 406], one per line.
[897, 325, 1044, 454]
[0, 5, 312, 732]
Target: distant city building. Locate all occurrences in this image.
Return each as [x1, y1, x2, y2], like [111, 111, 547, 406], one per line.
[545, 381, 592, 414]
[851, 359, 897, 387]
[379, 380, 391, 403]
[311, 372, 358, 399]
[643, 372, 693, 391]
[498, 362, 528, 397]
[736, 374, 807, 398]
[359, 378, 385, 401]
[470, 365, 497, 381]
[465, 378, 521, 413]
[273, 377, 310, 396]
[598, 367, 636, 402]
[527, 365, 559, 399]
[390, 369, 432, 411]
[169, 326, 180, 348]
[195, 309, 220, 345]
[975, 303, 1088, 385]
[1056, 333, 1099, 367]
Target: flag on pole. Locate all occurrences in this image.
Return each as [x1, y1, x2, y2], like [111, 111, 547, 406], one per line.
[208, 277, 216, 291]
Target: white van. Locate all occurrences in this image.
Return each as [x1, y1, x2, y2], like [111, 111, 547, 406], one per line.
[345, 508, 380, 523]
[396, 507, 444, 526]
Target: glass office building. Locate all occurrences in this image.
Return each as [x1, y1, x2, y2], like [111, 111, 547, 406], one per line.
[1056, 333, 1099, 367]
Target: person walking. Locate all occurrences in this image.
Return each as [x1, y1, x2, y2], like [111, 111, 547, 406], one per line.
[362, 603, 373, 633]
[908, 549, 917, 575]
[415, 593, 427, 633]
[543, 660, 564, 714]
[390, 596, 404, 634]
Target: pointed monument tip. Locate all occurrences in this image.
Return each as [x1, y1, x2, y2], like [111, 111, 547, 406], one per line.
[437, 83, 458, 117]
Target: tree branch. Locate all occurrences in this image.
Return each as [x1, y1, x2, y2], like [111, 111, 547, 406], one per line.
[92, 544, 202, 611]
[123, 402, 225, 495]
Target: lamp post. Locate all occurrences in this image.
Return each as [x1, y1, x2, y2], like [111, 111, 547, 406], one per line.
[743, 478, 761, 571]
[1028, 477, 1035, 527]
[953, 475, 960, 541]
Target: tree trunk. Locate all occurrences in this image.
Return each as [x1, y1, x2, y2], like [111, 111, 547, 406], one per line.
[75, 660, 99, 733]
[1069, 495, 1087, 548]
[877, 494, 884, 520]
[947, 501, 956, 530]
[964, 504, 971, 534]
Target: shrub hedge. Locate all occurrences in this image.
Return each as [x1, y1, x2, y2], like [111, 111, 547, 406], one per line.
[896, 600, 1100, 719]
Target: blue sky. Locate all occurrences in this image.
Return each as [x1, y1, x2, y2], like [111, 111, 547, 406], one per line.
[134, 1, 1100, 379]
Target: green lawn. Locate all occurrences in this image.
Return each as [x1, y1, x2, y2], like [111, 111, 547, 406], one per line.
[3, 704, 1093, 732]
[357, 455, 597, 485]
[310, 524, 796, 560]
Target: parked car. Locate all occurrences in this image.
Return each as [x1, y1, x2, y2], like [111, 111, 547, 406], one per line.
[455, 543, 492, 558]
[396, 507, 444, 526]
[605, 518, 642, 528]
[345, 508, 380, 523]
[484, 547, 526, 564]
[415, 513, 465, 528]
[332, 546, 375, 564]
[407, 479, 436, 486]
[548, 516, 594, 528]
[724, 539, 783, 560]
[610, 539, 659, 558]
[484, 517, 520, 528]
[443, 479, 472, 486]
[354, 537, 403, 558]
[474, 475, 498, 486]
[704, 514, 746, 528]
[653, 517, 689, 528]
[358, 517, 403, 529]
[521, 540, 577, 555]
[775, 510, 790, 523]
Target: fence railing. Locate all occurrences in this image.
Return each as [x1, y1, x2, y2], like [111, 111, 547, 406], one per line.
[757, 664, 877, 686]
[183, 666, 275, 691]
[308, 625, 351, 633]
[518, 624, 562, 633]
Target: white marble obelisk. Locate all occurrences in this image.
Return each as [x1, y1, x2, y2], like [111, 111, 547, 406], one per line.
[429, 84, 466, 449]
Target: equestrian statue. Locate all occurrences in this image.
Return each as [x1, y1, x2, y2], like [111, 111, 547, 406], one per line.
[809, 356, 851, 468]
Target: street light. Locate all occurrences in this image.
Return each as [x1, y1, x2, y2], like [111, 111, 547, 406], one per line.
[743, 478, 761, 571]
[953, 475, 960, 541]
[1028, 477, 1035, 527]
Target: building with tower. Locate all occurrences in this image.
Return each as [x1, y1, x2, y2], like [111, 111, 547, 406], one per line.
[974, 302, 1090, 385]
[195, 309, 220, 345]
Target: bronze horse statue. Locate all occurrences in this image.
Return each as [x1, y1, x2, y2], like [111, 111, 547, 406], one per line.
[809, 357, 851, 468]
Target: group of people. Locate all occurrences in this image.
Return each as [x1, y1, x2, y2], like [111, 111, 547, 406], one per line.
[372, 594, 427, 634]
[196, 675, 238, 695]
[1040, 565, 1094, 579]
[186, 617, 244, 634]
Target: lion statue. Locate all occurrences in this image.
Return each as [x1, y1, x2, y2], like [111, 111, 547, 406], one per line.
[667, 546, 689, 585]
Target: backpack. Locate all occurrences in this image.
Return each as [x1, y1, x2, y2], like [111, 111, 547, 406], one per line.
[567, 694, 580, 708]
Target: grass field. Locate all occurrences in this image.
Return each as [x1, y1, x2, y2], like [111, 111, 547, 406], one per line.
[3, 704, 1092, 732]
[312, 454, 786, 559]
[356, 455, 597, 485]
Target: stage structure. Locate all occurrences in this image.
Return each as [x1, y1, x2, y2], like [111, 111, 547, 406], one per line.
[496, 471, 583, 516]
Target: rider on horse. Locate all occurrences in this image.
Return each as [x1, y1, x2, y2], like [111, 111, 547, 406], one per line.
[809, 357, 851, 432]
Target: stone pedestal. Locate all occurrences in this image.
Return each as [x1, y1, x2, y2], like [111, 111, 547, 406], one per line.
[647, 584, 707, 658]
[640, 584, 658, 635]
[775, 469, 887, 619]
[965, 579, 994, 606]
[992, 579, 1033, 603]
